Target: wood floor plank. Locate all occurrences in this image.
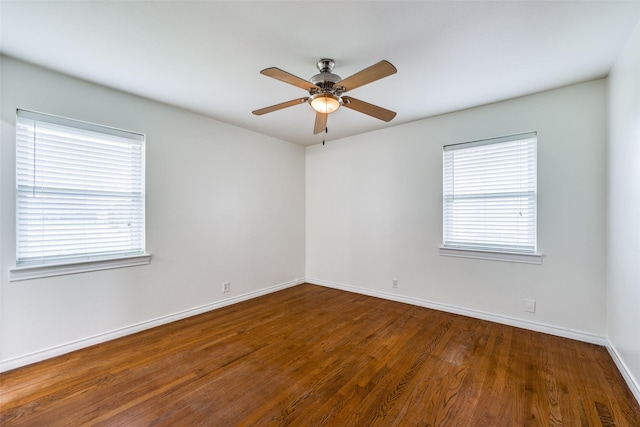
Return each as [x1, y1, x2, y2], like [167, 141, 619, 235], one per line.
[1, 283, 639, 426]
[465, 324, 515, 425]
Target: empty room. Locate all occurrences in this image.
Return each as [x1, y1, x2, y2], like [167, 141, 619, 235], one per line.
[1, 1, 640, 425]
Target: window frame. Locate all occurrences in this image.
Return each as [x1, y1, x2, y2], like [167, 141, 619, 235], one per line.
[439, 132, 542, 264]
[10, 109, 150, 281]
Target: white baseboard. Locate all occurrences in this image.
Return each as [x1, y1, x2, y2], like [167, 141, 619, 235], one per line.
[0, 277, 304, 373]
[306, 278, 607, 346]
[606, 340, 640, 405]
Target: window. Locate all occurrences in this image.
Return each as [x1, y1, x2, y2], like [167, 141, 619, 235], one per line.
[11, 109, 149, 281]
[441, 132, 541, 264]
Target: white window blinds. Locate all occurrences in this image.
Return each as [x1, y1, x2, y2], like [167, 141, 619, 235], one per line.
[16, 109, 145, 267]
[443, 132, 537, 254]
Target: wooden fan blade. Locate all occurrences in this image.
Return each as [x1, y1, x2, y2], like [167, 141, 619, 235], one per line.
[336, 60, 397, 92]
[341, 96, 397, 122]
[252, 98, 308, 115]
[314, 112, 328, 134]
[261, 67, 319, 91]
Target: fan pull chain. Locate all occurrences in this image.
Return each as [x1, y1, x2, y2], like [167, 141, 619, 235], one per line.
[322, 126, 328, 145]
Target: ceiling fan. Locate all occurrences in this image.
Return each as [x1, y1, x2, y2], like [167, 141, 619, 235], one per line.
[252, 58, 397, 135]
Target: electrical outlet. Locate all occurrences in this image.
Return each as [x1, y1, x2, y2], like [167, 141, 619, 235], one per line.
[392, 278, 398, 288]
[222, 282, 230, 293]
[525, 298, 536, 313]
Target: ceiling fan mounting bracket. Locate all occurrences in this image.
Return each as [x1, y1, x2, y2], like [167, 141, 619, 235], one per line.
[317, 58, 335, 73]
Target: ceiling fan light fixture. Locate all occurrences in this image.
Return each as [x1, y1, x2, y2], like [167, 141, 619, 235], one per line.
[310, 93, 341, 114]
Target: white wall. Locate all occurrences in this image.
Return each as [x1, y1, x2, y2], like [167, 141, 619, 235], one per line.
[608, 19, 640, 399]
[0, 57, 306, 370]
[307, 80, 607, 340]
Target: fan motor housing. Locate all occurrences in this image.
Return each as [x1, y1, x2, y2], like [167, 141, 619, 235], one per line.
[310, 72, 341, 88]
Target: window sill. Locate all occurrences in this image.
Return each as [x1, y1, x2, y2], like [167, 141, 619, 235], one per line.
[439, 246, 542, 264]
[9, 254, 151, 282]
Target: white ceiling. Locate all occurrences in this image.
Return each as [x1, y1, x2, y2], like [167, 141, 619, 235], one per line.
[2, 1, 640, 146]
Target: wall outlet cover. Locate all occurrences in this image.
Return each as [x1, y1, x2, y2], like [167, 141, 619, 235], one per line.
[525, 298, 536, 313]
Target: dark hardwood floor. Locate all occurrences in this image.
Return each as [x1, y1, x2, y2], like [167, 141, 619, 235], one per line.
[1, 283, 639, 426]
